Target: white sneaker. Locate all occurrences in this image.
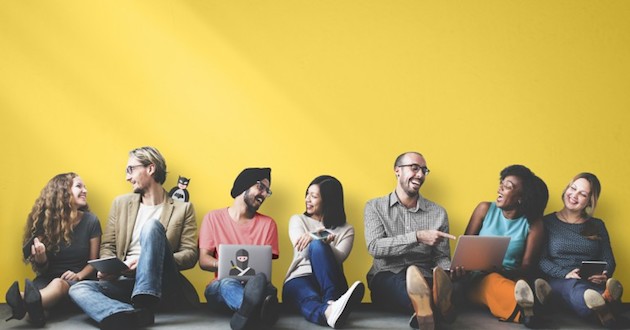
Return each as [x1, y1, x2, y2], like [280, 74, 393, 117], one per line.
[326, 281, 365, 328]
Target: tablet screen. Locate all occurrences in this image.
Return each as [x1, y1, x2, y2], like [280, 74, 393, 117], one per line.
[580, 261, 607, 279]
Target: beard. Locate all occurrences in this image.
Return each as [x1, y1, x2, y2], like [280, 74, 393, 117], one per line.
[244, 189, 264, 212]
[400, 178, 421, 198]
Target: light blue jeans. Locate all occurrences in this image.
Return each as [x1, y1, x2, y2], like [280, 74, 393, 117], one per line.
[68, 220, 180, 322]
[204, 273, 277, 313]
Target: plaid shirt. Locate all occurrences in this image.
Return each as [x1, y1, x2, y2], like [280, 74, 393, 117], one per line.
[364, 192, 451, 283]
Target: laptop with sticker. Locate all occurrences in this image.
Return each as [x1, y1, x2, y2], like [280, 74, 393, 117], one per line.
[447, 235, 511, 272]
[217, 244, 272, 282]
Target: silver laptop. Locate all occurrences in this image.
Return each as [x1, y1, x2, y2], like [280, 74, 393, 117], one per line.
[448, 235, 511, 271]
[217, 244, 272, 282]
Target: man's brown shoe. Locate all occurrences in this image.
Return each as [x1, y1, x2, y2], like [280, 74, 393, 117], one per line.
[432, 267, 455, 323]
[406, 265, 434, 330]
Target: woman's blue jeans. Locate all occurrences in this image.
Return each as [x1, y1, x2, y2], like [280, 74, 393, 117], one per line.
[282, 240, 349, 325]
[548, 278, 604, 319]
[69, 220, 180, 322]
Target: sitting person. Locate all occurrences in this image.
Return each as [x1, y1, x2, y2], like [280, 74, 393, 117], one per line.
[199, 167, 280, 330]
[364, 151, 457, 330]
[463, 165, 549, 328]
[5, 173, 101, 327]
[538, 172, 623, 328]
[283, 175, 364, 328]
[69, 146, 199, 329]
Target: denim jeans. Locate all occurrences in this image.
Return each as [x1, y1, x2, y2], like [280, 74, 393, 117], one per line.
[282, 240, 349, 325]
[69, 220, 181, 323]
[369, 267, 435, 314]
[205, 275, 277, 313]
[548, 278, 603, 319]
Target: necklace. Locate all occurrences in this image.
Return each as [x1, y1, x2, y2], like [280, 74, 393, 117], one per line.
[557, 210, 585, 224]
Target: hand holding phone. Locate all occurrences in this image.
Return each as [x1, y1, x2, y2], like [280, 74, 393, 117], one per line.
[309, 229, 333, 240]
[22, 236, 36, 260]
[30, 237, 48, 264]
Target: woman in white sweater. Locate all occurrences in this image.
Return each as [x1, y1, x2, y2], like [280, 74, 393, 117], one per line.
[282, 175, 364, 329]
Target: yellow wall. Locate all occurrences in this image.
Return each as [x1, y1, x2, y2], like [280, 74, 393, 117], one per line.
[1, 1, 629, 303]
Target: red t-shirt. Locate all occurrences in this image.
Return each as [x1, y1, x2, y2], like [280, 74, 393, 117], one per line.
[199, 207, 279, 269]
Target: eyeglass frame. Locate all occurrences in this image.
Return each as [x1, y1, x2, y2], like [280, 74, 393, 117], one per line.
[126, 164, 147, 175]
[256, 180, 273, 196]
[397, 163, 430, 175]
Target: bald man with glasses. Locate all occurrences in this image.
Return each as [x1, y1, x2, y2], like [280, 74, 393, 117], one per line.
[364, 151, 457, 330]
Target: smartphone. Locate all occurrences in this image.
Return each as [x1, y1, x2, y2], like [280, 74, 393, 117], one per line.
[309, 229, 333, 240]
[22, 235, 36, 260]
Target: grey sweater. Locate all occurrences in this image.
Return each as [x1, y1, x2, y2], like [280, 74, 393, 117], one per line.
[539, 212, 616, 279]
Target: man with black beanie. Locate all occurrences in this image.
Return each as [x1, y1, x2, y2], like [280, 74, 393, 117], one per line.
[198, 167, 279, 330]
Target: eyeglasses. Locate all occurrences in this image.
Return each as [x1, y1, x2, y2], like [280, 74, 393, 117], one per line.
[256, 181, 273, 196]
[126, 164, 146, 175]
[398, 164, 430, 175]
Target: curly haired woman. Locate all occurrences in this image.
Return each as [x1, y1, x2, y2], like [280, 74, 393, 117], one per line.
[5, 173, 101, 327]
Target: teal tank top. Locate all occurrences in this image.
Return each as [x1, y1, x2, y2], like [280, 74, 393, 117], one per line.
[478, 202, 530, 270]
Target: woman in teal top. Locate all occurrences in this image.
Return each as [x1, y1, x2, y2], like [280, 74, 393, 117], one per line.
[464, 165, 549, 328]
[478, 202, 530, 270]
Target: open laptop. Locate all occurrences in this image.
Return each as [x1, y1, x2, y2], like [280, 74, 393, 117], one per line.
[217, 244, 272, 282]
[447, 235, 511, 272]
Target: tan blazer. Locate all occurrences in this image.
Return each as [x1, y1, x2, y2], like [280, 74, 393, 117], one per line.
[100, 192, 198, 270]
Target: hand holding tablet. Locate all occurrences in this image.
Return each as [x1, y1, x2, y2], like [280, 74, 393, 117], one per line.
[88, 256, 130, 275]
[579, 261, 607, 279]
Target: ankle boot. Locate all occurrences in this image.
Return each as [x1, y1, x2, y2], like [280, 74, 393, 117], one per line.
[5, 281, 26, 321]
[24, 279, 46, 327]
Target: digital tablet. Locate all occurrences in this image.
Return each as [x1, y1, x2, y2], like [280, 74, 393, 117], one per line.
[579, 260, 607, 279]
[88, 256, 130, 274]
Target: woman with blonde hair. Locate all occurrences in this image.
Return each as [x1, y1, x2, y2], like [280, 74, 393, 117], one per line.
[538, 172, 622, 328]
[5, 173, 101, 327]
